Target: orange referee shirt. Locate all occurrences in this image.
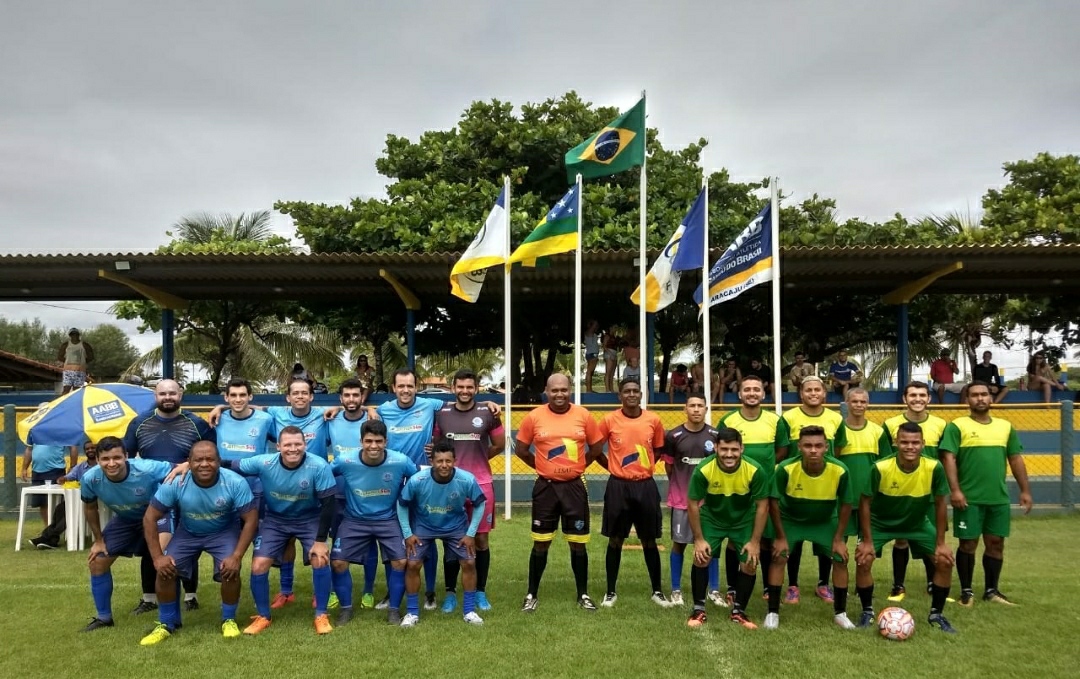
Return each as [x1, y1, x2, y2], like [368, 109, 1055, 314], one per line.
[516, 403, 603, 481]
[598, 408, 665, 481]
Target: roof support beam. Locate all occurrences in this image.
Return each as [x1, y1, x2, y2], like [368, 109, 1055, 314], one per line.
[97, 270, 188, 309]
[379, 269, 422, 310]
[882, 261, 963, 305]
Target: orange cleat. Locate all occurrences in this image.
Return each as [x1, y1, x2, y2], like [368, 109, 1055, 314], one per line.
[243, 615, 272, 636]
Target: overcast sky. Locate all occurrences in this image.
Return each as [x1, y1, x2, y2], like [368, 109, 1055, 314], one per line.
[1, 1, 1077, 359]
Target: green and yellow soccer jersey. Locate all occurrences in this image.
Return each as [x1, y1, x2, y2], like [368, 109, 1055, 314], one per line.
[836, 420, 890, 500]
[779, 407, 846, 457]
[718, 409, 783, 478]
[868, 456, 950, 533]
[939, 416, 1022, 505]
[771, 457, 853, 524]
[883, 413, 949, 459]
[688, 456, 769, 534]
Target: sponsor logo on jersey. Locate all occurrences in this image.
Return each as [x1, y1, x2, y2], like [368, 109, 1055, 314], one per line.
[472, 417, 484, 428]
[390, 424, 425, 434]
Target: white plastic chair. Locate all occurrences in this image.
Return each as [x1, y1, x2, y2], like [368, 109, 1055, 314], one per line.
[14, 484, 66, 551]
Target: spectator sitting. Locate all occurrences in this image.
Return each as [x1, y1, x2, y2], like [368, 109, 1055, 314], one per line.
[29, 440, 97, 549]
[827, 350, 862, 397]
[623, 336, 641, 386]
[963, 350, 1010, 403]
[668, 364, 690, 403]
[788, 351, 815, 392]
[743, 357, 773, 398]
[717, 358, 741, 397]
[929, 349, 963, 402]
[1027, 352, 1066, 403]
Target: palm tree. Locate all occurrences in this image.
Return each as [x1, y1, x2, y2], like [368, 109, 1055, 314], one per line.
[171, 210, 279, 244]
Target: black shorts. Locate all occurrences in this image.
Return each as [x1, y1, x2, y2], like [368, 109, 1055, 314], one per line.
[531, 477, 590, 544]
[29, 469, 66, 508]
[601, 477, 662, 541]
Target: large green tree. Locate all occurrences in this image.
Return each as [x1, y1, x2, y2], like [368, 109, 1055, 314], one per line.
[0, 317, 137, 382]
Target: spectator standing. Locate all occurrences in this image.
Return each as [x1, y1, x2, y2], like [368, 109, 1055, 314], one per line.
[57, 328, 94, 394]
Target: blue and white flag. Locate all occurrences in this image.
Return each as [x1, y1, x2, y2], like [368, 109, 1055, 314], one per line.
[693, 203, 773, 309]
[631, 188, 706, 312]
[451, 187, 507, 302]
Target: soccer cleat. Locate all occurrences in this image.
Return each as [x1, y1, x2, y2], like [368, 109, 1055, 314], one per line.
[725, 590, 736, 607]
[730, 611, 758, 630]
[475, 591, 492, 611]
[399, 613, 420, 628]
[958, 590, 975, 608]
[131, 600, 158, 616]
[601, 593, 618, 608]
[360, 593, 375, 610]
[686, 609, 708, 628]
[651, 591, 672, 607]
[81, 617, 115, 632]
[928, 613, 958, 634]
[243, 615, 272, 635]
[784, 586, 800, 604]
[857, 610, 875, 628]
[578, 594, 598, 612]
[32, 537, 58, 550]
[763, 612, 780, 630]
[887, 585, 906, 602]
[336, 608, 354, 627]
[313, 614, 333, 635]
[327, 593, 340, 610]
[816, 585, 835, 603]
[833, 612, 856, 630]
[386, 609, 402, 626]
[983, 589, 1016, 606]
[707, 590, 729, 608]
[221, 619, 241, 638]
[441, 592, 458, 613]
[463, 611, 484, 626]
[424, 592, 437, 610]
[374, 595, 390, 610]
[521, 594, 539, 613]
[139, 623, 171, 646]
[762, 590, 770, 601]
[271, 592, 295, 609]
[184, 598, 199, 611]
[669, 590, 684, 607]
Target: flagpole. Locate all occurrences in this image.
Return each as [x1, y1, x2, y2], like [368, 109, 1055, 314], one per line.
[770, 177, 783, 416]
[638, 89, 648, 408]
[701, 173, 712, 420]
[574, 173, 584, 404]
[502, 175, 513, 520]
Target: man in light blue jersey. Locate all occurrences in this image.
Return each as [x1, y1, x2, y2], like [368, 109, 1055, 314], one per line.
[79, 437, 175, 632]
[21, 413, 78, 525]
[139, 441, 259, 646]
[215, 377, 275, 509]
[330, 420, 417, 626]
[398, 440, 487, 627]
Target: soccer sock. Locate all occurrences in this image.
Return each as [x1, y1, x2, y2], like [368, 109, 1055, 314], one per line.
[691, 565, 708, 608]
[760, 540, 773, 594]
[930, 583, 950, 615]
[463, 589, 476, 615]
[406, 593, 420, 617]
[527, 548, 549, 597]
[892, 545, 910, 586]
[956, 550, 975, 591]
[389, 568, 406, 609]
[140, 555, 156, 599]
[923, 556, 936, 589]
[816, 554, 831, 587]
[444, 558, 461, 593]
[251, 572, 272, 619]
[363, 546, 378, 594]
[787, 542, 803, 586]
[833, 587, 848, 616]
[279, 561, 295, 595]
[90, 572, 114, 621]
[725, 547, 739, 593]
[159, 600, 180, 631]
[733, 569, 756, 614]
[857, 585, 874, 612]
[766, 585, 782, 614]
[424, 543, 438, 594]
[707, 558, 720, 591]
[643, 546, 663, 593]
[983, 555, 1004, 593]
[570, 549, 589, 599]
[222, 601, 238, 622]
[475, 549, 491, 593]
[184, 563, 198, 597]
[606, 546, 622, 594]
[331, 568, 354, 609]
[312, 565, 332, 616]
[670, 550, 684, 591]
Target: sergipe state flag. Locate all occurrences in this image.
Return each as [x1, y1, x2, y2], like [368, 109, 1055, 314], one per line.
[630, 187, 706, 312]
[693, 203, 773, 309]
[450, 187, 507, 302]
[564, 98, 646, 182]
[507, 184, 580, 268]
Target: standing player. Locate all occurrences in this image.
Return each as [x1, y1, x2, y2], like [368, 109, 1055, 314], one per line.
[79, 437, 175, 632]
[835, 388, 890, 548]
[515, 373, 605, 612]
[764, 426, 856, 630]
[432, 369, 505, 612]
[685, 428, 770, 629]
[398, 440, 488, 626]
[329, 420, 417, 626]
[939, 381, 1032, 607]
[139, 441, 259, 645]
[215, 377, 276, 512]
[882, 381, 949, 601]
[661, 394, 718, 606]
[853, 422, 957, 633]
[596, 377, 670, 607]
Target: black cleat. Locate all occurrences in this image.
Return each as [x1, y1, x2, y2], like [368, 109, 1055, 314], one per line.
[928, 613, 958, 634]
[184, 598, 200, 611]
[578, 594, 598, 612]
[336, 607, 354, 626]
[81, 617, 115, 632]
[131, 600, 158, 615]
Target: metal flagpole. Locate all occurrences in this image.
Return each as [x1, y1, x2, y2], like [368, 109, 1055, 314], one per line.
[770, 177, 783, 416]
[701, 174, 712, 420]
[574, 173, 584, 404]
[638, 90, 649, 407]
[502, 175, 513, 520]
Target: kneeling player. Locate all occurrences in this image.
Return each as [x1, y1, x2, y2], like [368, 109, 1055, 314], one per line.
[398, 441, 488, 627]
[686, 428, 769, 629]
[765, 426, 855, 630]
[854, 422, 957, 633]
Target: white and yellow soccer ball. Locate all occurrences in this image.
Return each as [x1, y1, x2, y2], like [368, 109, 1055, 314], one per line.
[878, 607, 915, 641]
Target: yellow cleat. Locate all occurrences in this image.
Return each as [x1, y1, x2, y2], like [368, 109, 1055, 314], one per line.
[139, 623, 171, 646]
[222, 619, 241, 638]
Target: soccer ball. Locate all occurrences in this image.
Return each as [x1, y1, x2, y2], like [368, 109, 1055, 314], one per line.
[877, 607, 915, 641]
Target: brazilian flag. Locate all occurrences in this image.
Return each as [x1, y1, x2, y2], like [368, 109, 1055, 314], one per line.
[564, 97, 646, 182]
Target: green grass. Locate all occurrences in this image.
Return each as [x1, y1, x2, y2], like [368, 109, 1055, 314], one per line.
[1, 512, 1078, 679]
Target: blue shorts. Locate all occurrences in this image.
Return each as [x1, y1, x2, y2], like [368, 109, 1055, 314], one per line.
[331, 517, 405, 564]
[101, 516, 148, 557]
[330, 499, 346, 539]
[408, 535, 473, 564]
[254, 515, 320, 566]
[164, 524, 240, 582]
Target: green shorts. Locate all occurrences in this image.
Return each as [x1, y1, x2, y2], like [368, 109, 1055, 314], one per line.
[871, 521, 938, 558]
[703, 526, 754, 563]
[953, 503, 1010, 539]
[773, 519, 844, 562]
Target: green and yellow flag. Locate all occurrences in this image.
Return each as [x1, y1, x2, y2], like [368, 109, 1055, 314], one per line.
[565, 97, 646, 182]
[507, 184, 580, 268]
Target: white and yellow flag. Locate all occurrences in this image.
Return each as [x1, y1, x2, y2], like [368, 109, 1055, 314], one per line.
[631, 188, 706, 312]
[450, 187, 507, 302]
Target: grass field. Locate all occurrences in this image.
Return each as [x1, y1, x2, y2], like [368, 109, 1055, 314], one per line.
[1, 511, 1078, 679]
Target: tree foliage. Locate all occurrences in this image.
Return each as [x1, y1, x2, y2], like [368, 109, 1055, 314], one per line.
[0, 317, 137, 381]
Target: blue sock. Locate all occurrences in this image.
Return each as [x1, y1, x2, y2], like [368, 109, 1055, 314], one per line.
[279, 561, 295, 595]
[463, 589, 476, 615]
[312, 566, 331, 616]
[363, 545, 378, 594]
[670, 551, 684, 591]
[160, 600, 180, 631]
[406, 593, 420, 616]
[90, 572, 114, 621]
[423, 544, 438, 593]
[251, 572, 271, 619]
[708, 558, 720, 592]
[389, 568, 406, 609]
[222, 601, 238, 622]
[332, 568, 354, 609]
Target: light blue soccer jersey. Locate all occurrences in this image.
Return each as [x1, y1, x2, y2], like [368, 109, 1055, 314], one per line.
[216, 409, 275, 461]
[332, 449, 416, 521]
[150, 468, 256, 536]
[31, 444, 68, 472]
[238, 453, 336, 519]
[377, 397, 442, 466]
[400, 468, 485, 537]
[267, 406, 329, 459]
[81, 459, 174, 521]
[328, 411, 368, 498]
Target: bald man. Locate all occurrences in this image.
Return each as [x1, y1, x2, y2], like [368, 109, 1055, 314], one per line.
[515, 374, 606, 612]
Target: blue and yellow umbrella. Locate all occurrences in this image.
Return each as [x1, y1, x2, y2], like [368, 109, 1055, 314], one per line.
[17, 383, 156, 446]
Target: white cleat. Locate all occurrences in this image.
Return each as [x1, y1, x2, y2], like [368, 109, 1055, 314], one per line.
[669, 590, 684, 607]
[707, 590, 729, 608]
[833, 612, 856, 630]
[651, 591, 673, 607]
[764, 612, 780, 630]
[601, 593, 618, 608]
[399, 613, 420, 628]
[463, 611, 484, 626]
